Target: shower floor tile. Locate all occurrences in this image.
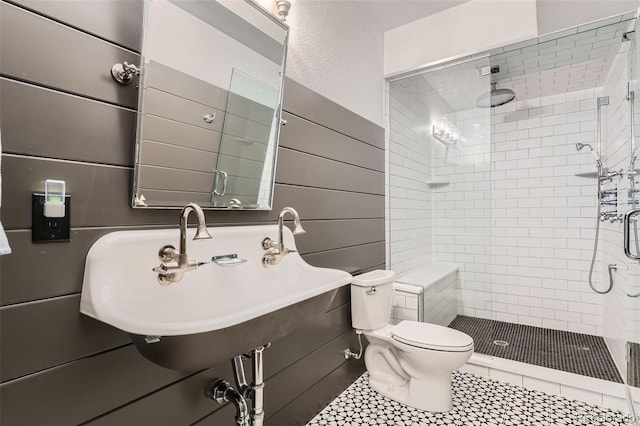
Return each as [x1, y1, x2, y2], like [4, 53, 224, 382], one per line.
[448, 315, 623, 383]
[307, 371, 633, 425]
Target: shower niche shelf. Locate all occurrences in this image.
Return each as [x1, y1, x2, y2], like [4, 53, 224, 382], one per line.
[426, 180, 450, 187]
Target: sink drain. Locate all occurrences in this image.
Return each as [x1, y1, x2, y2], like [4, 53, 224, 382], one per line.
[493, 340, 509, 347]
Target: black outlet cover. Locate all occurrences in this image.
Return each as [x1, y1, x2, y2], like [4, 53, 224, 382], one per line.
[32, 194, 71, 243]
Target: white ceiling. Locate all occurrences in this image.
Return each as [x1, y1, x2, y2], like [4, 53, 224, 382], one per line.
[355, 0, 471, 31]
[356, 0, 638, 33]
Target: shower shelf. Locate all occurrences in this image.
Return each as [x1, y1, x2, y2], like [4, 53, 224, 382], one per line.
[426, 180, 450, 187]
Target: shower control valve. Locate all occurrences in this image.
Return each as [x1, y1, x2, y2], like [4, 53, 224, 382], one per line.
[600, 212, 623, 223]
[600, 169, 624, 183]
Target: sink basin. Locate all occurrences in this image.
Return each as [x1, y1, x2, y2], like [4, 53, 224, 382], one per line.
[80, 224, 352, 371]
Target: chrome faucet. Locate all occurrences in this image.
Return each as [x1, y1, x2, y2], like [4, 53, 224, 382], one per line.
[262, 207, 306, 266]
[153, 203, 212, 285]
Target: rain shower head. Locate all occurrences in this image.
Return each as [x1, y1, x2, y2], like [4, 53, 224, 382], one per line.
[576, 143, 602, 167]
[477, 82, 516, 108]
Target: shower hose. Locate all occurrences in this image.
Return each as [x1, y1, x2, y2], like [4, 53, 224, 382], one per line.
[588, 167, 613, 295]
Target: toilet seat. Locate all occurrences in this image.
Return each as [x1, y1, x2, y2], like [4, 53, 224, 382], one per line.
[391, 321, 474, 352]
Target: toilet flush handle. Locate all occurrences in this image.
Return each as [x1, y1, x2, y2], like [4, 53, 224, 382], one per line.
[367, 287, 376, 295]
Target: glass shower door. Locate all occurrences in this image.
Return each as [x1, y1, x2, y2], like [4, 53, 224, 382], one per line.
[626, 14, 640, 420]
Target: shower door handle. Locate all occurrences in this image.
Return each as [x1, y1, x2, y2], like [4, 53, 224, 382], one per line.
[624, 208, 640, 260]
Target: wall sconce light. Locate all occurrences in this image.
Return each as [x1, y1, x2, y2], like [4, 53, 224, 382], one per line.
[275, 0, 292, 20]
[433, 117, 459, 145]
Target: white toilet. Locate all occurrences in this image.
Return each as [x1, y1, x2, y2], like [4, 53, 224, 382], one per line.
[351, 270, 473, 412]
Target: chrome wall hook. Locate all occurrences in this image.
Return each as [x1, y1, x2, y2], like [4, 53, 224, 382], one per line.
[111, 61, 140, 85]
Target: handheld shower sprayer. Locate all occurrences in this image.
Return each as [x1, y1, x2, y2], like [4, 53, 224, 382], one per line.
[575, 143, 602, 168]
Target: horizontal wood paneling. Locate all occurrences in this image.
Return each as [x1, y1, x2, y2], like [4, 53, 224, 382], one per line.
[270, 186, 384, 221]
[138, 140, 218, 173]
[0, 345, 188, 426]
[2, 155, 383, 229]
[135, 189, 214, 208]
[265, 332, 356, 419]
[217, 153, 265, 180]
[265, 359, 366, 425]
[143, 88, 225, 132]
[295, 219, 385, 254]
[276, 148, 385, 195]
[85, 304, 351, 426]
[0, 295, 130, 382]
[223, 112, 272, 143]
[283, 78, 384, 148]
[1, 222, 380, 306]
[0, 2, 139, 108]
[145, 60, 228, 110]
[302, 242, 386, 274]
[138, 165, 214, 193]
[280, 112, 384, 172]
[1, 229, 130, 305]
[227, 93, 276, 127]
[194, 331, 357, 426]
[140, 115, 222, 153]
[0, 78, 136, 167]
[7, 0, 143, 51]
[219, 134, 271, 162]
[1, 2, 386, 422]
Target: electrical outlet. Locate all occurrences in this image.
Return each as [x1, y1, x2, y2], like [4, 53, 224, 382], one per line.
[32, 194, 71, 242]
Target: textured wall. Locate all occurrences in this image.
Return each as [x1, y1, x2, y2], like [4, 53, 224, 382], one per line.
[286, 0, 384, 126]
[384, 0, 538, 77]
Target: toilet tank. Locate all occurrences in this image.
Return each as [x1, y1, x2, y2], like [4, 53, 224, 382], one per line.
[351, 270, 396, 330]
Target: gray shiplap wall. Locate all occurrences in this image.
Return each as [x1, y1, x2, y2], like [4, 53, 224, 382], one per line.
[0, 1, 385, 425]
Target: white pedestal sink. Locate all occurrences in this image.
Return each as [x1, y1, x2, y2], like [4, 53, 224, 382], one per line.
[80, 224, 352, 371]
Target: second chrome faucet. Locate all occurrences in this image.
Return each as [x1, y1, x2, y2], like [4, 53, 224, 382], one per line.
[262, 207, 306, 266]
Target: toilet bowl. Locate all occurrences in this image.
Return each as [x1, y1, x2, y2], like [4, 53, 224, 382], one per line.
[351, 270, 473, 412]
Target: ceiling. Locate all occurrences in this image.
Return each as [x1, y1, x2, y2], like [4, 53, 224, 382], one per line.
[355, 0, 471, 31]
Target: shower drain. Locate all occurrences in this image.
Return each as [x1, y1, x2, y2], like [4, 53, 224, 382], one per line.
[492, 340, 510, 347]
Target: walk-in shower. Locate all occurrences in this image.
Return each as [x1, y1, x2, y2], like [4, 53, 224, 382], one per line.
[388, 11, 640, 419]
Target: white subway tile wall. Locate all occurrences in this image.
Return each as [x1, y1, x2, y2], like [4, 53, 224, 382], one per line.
[388, 81, 434, 274]
[390, 272, 458, 326]
[390, 290, 419, 324]
[390, 82, 609, 335]
[487, 87, 605, 335]
[422, 272, 458, 326]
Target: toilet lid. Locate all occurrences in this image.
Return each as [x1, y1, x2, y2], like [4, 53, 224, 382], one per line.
[392, 321, 473, 352]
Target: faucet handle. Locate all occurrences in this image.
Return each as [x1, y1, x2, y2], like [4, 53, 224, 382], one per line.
[262, 237, 276, 250]
[152, 265, 170, 276]
[159, 245, 178, 262]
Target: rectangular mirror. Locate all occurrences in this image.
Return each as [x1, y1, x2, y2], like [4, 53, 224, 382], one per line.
[132, 0, 288, 209]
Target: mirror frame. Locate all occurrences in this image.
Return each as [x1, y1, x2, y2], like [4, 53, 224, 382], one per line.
[131, 0, 289, 210]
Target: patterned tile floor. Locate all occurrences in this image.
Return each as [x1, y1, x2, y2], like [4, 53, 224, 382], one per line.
[307, 372, 637, 426]
[449, 315, 623, 383]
